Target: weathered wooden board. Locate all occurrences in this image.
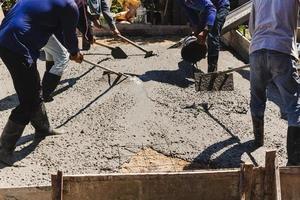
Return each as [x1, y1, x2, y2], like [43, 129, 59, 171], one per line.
[0, 186, 51, 200]
[61, 171, 240, 200]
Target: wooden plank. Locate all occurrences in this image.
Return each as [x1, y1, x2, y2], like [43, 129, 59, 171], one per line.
[280, 166, 300, 200]
[240, 163, 254, 200]
[222, 1, 252, 35]
[222, 30, 250, 62]
[61, 171, 241, 200]
[0, 186, 51, 200]
[264, 150, 281, 200]
[93, 24, 191, 37]
[52, 171, 63, 200]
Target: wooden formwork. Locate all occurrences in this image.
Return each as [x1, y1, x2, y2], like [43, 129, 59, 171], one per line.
[2, 150, 300, 200]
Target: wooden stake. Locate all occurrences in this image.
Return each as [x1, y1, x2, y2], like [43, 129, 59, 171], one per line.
[240, 163, 254, 200]
[264, 150, 281, 200]
[51, 170, 63, 200]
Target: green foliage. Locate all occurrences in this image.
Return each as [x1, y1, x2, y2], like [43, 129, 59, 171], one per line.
[2, 0, 16, 11]
[110, 0, 123, 13]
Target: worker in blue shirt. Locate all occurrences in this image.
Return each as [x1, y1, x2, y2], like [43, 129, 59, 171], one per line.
[178, 0, 230, 72]
[0, 0, 83, 165]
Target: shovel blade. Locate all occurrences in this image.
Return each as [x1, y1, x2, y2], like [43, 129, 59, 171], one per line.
[111, 47, 128, 59]
[144, 51, 154, 58]
[195, 72, 234, 91]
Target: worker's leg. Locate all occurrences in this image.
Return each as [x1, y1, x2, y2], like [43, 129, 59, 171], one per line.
[42, 35, 69, 102]
[269, 50, 300, 165]
[0, 46, 41, 163]
[77, 5, 93, 51]
[207, 6, 229, 72]
[250, 49, 272, 147]
[44, 50, 54, 72]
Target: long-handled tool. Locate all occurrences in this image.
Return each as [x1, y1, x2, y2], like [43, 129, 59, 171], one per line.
[83, 59, 128, 77]
[116, 35, 155, 58]
[94, 41, 128, 59]
[100, 25, 155, 58]
[195, 64, 250, 91]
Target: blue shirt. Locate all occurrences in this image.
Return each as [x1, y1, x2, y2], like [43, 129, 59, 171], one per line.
[178, 0, 230, 29]
[0, 0, 79, 64]
[249, 0, 299, 59]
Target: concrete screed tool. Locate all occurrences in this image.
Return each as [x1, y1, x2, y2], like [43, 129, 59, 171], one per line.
[94, 41, 128, 59]
[195, 64, 250, 91]
[117, 34, 155, 58]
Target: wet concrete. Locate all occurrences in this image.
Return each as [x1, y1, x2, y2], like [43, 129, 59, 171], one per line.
[0, 38, 288, 187]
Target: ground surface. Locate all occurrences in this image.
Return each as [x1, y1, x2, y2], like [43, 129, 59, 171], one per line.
[0, 38, 287, 187]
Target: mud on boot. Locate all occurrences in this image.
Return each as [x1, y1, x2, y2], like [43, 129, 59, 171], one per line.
[31, 103, 64, 140]
[0, 120, 25, 165]
[252, 116, 264, 147]
[287, 126, 300, 166]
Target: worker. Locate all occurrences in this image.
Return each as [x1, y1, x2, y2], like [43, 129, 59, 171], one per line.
[42, 35, 70, 102]
[43, 0, 120, 102]
[0, 0, 83, 164]
[249, 0, 300, 165]
[177, 0, 230, 72]
[81, 0, 120, 50]
[115, 0, 141, 23]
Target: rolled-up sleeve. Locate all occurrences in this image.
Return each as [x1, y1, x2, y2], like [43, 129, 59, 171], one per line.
[203, 0, 216, 28]
[60, 2, 80, 55]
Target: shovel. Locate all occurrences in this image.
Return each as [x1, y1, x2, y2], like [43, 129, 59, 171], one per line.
[116, 34, 155, 58]
[195, 64, 250, 91]
[94, 41, 128, 59]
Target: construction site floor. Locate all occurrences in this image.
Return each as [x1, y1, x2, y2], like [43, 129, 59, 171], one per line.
[0, 38, 287, 187]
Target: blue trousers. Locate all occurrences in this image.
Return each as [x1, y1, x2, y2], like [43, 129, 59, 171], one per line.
[250, 49, 300, 127]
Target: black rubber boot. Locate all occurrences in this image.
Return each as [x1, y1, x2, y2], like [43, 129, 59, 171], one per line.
[0, 120, 25, 165]
[42, 71, 61, 102]
[287, 126, 300, 166]
[45, 61, 54, 72]
[82, 37, 91, 51]
[207, 55, 219, 73]
[252, 116, 264, 147]
[30, 103, 64, 140]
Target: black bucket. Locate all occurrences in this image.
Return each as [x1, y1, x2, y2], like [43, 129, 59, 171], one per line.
[181, 36, 207, 63]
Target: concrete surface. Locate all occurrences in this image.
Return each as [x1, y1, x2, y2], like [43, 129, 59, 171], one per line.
[0, 37, 288, 187]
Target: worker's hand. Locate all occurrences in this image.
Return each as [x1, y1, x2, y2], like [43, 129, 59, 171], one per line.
[70, 52, 84, 63]
[197, 30, 208, 45]
[111, 28, 121, 36]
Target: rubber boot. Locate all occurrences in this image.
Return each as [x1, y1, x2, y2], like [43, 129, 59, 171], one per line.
[252, 116, 264, 147]
[30, 103, 64, 140]
[82, 37, 91, 51]
[208, 55, 219, 73]
[42, 72, 61, 103]
[0, 120, 25, 165]
[287, 126, 300, 166]
[45, 61, 54, 72]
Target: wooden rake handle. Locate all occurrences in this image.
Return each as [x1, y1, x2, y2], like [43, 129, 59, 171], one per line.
[83, 59, 128, 78]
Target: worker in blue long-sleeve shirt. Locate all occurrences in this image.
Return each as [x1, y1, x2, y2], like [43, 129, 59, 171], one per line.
[178, 0, 230, 72]
[0, 0, 83, 165]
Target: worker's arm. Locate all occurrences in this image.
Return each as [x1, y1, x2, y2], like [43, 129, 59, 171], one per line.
[60, 2, 82, 63]
[100, 0, 119, 34]
[249, 2, 255, 37]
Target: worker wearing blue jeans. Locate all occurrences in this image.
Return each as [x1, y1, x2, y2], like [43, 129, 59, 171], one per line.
[177, 0, 230, 72]
[249, 0, 300, 165]
[0, 0, 83, 164]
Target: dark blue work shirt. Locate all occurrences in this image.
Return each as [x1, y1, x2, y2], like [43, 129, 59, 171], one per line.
[0, 0, 79, 64]
[178, 0, 230, 29]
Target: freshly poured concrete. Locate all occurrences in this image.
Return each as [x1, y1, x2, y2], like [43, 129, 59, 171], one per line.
[0, 38, 287, 187]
